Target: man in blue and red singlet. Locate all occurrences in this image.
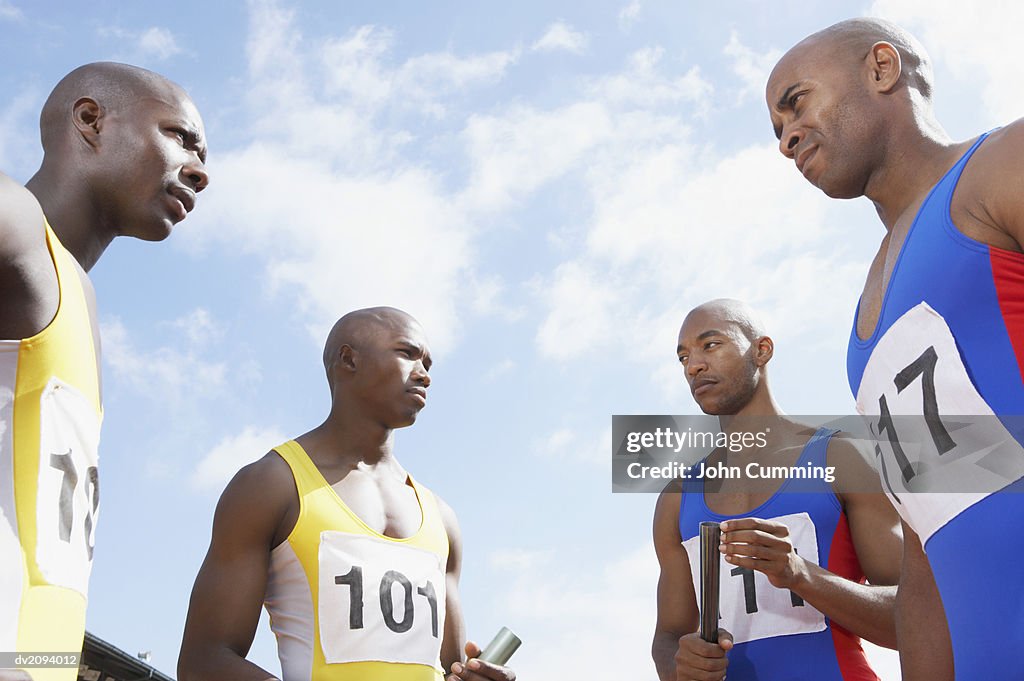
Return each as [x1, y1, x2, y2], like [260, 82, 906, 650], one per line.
[652, 299, 902, 681]
[768, 18, 1024, 680]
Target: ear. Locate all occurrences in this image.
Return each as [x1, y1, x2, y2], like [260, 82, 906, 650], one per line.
[72, 97, 104, 149]
[867, 41, 902, 93]
[338, 344, 357, 372]
[754, 336, 774, 366]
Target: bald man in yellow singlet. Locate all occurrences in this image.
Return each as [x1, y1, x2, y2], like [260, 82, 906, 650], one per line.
[0, 63, 209, 681]
[178, 307, 516, 681]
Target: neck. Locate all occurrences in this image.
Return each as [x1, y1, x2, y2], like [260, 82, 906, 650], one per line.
[305, 407, 399, 468]
[26, 161, 115, 272]
[863, 106, 961, 231]
[717, 388, 783, 435]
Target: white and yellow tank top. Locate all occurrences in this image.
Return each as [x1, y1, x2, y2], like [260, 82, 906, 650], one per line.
[266, 440, 449, 681]
[0, 221, 102, 680]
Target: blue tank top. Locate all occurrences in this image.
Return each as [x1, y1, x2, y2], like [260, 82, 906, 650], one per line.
[678, 429, 877, 681]
[845, 132, 1024, 679]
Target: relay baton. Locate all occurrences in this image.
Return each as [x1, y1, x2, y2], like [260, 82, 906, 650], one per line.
[699, 521, 721, 643]
[478, 626, 522, 666]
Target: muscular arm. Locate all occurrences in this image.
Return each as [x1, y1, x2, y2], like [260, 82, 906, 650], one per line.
[437, 497, 515, 681]
[177, 453, 294, 681]
[815, 436, 901, 648]
[896, 521, 953, 681]
[0, 173, 59, 340]
[721, 437, 902, 649]
[651, 488, 697, 681]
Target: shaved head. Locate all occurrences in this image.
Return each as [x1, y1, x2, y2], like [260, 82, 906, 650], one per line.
[323, 307, 421, 379]
[784, 18, 934, 100]
[39, 61, 187, 152]
[683, 298, 767, 342]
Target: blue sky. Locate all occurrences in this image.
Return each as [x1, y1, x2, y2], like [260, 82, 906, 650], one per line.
[2, 0, 1017, 678]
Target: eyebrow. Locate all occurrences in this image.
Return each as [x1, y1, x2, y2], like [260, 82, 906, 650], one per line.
[179, 123, 207, 163]
[775, 83, 803, 111]
[676, 329, 726, 352]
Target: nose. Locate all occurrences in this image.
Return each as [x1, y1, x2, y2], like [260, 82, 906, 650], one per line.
[183, 154, 210, 193]
[779, 124, 802, 159]
[686, 354, 706, 379]
[413, 362, 431, 388]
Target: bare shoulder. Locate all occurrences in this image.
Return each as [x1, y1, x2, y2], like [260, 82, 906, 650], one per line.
[824, 431, 883, 492]
[0, 172, 47, 259]
[431, 492, 461, 545]
[653, 484, 683, 554]
[214, 450, 297, 545]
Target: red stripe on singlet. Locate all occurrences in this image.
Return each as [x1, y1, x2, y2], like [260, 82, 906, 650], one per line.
[827, 511, 880, 681]
[990, 247, 1024, 383]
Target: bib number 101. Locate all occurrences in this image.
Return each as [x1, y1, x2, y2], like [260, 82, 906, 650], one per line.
[335, 565, 439, 637]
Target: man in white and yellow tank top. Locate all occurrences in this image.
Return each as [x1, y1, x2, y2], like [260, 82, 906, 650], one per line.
[178, 308, 515, 681]
[0, 63, 209, 681]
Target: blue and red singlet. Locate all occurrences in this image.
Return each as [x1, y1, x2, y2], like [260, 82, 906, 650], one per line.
[678, 428, 878, 681]
[847, 132, 1024, 679]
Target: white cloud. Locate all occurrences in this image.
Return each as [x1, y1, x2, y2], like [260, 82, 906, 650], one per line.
[182, 1, 529, 353]
[535, 424, 612, 468]
[724, 31, 783, 104]
[532, 21, 588, 54]
[482, 358, 516, 382]
[101, 316, 227, 401]
[136, 27, 182, 60]
[191, 426, 288, 492]
[0, 0, 22, 21]
[320, 24, 519, 117]
[869, 0, 1024, 124]
[618, 0, 642, 29]
[97, 25, 182, 61]
[169, 307, 223, 346]
[490, 541, 658, 680]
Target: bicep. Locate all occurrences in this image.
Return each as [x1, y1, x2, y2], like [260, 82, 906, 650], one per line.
[437, 496, 465, 671]
[180, 463, 284, 659]
[653, 491, 697, 635]
[830, 438, 902, 585]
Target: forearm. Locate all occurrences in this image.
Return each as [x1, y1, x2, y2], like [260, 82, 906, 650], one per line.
[652, 629, 683, 681]
[178, 647, 280, 681]
[790, 562, 897, 648]
[895, 565, 953, 681]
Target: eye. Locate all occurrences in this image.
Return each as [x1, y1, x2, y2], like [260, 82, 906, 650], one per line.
[678, 354, 688, 364]
[788, 92, 805, 110]
[704, 341, 720, 351]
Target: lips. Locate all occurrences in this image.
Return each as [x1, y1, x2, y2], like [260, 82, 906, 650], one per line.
[691, 378, 716, 396]
[407, 386, 427, 404]
[795, 145, 818, 176]
[169, 185, 197, 215]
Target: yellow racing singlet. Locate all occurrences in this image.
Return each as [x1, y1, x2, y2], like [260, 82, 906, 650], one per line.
[0, 222, 102, 680]
[266, 441, 449, 681]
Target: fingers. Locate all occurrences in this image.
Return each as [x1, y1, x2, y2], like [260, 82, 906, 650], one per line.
[717, 628, 735, 652]
[450, 658, 516, 681]
[674, 632, 729, 681]
[464, 640, 482, 659]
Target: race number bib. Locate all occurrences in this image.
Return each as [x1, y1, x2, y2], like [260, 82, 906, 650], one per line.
[318, 531, 445, 668]
[35, 377, 100, 596]
[683, 512, 825, 645]
[856, 303, 1024, 544]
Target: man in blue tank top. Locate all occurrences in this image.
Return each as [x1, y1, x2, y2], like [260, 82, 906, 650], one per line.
[768, 18, 1024, 680]
[652, 299, 901, 681]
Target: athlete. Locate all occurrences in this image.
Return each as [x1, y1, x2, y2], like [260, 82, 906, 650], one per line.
[652, 299, 901, 681]
[0, 63, 208, 681]
[177, 307, 515, 681]
[768, 18, 1024, 680]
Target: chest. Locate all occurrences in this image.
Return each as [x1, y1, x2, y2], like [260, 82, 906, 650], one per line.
[328, 473, 423, 539]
